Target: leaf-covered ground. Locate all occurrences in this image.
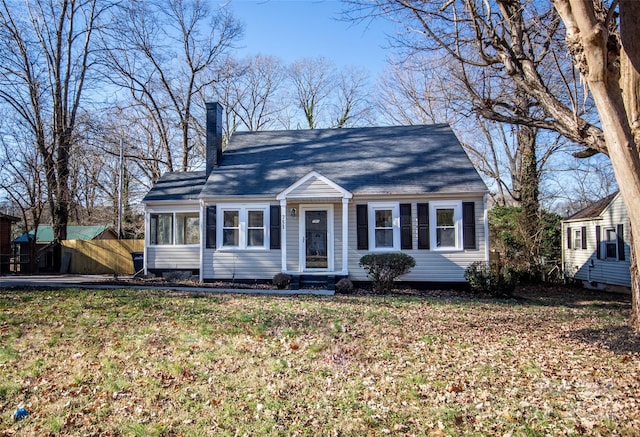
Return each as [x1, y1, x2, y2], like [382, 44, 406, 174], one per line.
[0, 286, 639, 436]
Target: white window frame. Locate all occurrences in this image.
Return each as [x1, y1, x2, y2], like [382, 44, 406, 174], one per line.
[573, 228, 582, 250]
[149, 210, 200, 247]
[430, 201, 463, 251]
[217, 204, 270, 251]
[368, 202, 400, 251]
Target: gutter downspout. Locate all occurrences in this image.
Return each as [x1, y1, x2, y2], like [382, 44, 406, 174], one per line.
[199, 199, 205, 283]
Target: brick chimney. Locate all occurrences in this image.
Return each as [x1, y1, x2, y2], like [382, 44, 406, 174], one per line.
[206, 102, 223, 174]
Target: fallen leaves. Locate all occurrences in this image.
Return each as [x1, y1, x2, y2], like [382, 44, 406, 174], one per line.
[0, 286, 639, 435]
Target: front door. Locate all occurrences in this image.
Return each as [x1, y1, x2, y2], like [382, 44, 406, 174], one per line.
[299, 205, 334, 272]
[305, 210, 328, 269]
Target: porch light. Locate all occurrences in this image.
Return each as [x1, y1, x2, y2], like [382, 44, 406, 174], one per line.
[290, 208, 297, 217]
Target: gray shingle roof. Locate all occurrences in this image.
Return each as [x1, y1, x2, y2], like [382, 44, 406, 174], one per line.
[201, 125, 486, 198]
[143, 171, 207, 202]
[144, 125, 487, 202]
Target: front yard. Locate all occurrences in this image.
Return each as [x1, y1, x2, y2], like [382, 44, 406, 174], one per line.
[0, 286, 639, 436]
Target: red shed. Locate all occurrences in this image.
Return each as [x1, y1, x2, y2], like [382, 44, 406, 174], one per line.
[0, 213, 20, 274]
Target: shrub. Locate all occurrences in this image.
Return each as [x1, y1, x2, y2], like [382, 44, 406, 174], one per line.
[272, 273, 291, 289]
[464, 261, 516, 298]
[335, 278, 354, 293]
[359, 253, 416, 294]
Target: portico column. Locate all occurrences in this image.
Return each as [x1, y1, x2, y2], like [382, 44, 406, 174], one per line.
[342, 197, 349, 275]
[280, 198, 287, 273]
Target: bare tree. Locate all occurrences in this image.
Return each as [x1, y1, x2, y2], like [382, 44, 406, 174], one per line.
[0, 0, 109, 271]
[333, 67, 373, 127]
[102, 0, 242, 172]
[225, 55, 288, 132]
[377, 59, 453, 125]
[288, 57, 336, 129]
[0, 121, 47, 273]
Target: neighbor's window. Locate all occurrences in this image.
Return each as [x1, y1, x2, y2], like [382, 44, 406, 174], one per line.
[430, 201, 462, 250]
[368, 203, 400, 250]
[605, 228, 617, 259]
[150, 213, 173, 245]
[573, 228, 582, 250]
[218, 205, 269, 250]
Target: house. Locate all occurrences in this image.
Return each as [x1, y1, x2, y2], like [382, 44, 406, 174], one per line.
[142, 102, 490, 287]
[562, 191, 631, 291]
[0, 213, 20, 274]
[13, 225, 117, 273]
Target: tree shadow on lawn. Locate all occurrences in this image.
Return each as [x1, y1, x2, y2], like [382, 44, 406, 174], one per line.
[510, 285, 639, 355]
[512, 284, 631, 312]
[569, 325, 640, 355]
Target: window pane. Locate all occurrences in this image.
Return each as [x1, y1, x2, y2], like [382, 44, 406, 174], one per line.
[176, 213, 199, 245]
[437, 228, 455, 247]
[573, 230, 581, 250]
[248, 210, 263, 227]
[224, 211, 239, 227]
[436, 209, 454, 226]
[605, 229, 617, 258]
[375, 210, 393, 227]
[151, 213, 172, 245]
[375, 229, 394, 248]
[247, 229, 264, 247]
[223, 229, 239, 246]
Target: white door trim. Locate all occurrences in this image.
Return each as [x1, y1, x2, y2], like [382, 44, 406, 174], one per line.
[299, 204, 334, 272]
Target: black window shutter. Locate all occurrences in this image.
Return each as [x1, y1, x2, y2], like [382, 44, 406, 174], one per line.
[581, 226, 587, 249]
[617, 224, 625, 260]
[356, 204, 368, 250]
[270, 205, 281, 249]
[400, 203, 412, 250]
[463, 202, 476, 250]
[596, 225, 601, 259]
[417, 203, 429, 249]
[567, 227, 572, 249]
[206, 205, 216, 249]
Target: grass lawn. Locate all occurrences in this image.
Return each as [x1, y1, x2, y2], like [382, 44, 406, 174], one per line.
[0, 286, 639, 436]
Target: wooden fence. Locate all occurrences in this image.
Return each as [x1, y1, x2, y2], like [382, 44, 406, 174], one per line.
[61, 240, 144, 275]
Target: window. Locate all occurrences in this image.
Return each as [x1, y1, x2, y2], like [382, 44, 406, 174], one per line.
[429, 201, 462, 250]
[176, 213, 199, 245]
[247, 210, 265, 247]
[573, 228, 582, 250]
[150, 213, 173, 245]
[150, 212, 199, 246]
[605, 228, 617, 259]
[218, 205, 269, 250]
[222, 210, 240, 246]
[368, 203, 400, 250]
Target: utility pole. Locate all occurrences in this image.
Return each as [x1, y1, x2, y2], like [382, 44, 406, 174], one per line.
[118, 138, 124, 239]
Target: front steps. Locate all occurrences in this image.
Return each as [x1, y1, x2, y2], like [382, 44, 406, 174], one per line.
[290, 275, 339, 291]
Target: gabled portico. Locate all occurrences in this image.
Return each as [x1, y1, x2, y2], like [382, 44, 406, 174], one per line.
[276, 171, 352, 276]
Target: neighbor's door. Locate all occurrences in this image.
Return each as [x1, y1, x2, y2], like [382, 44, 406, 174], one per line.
[304, 210, 328, 269]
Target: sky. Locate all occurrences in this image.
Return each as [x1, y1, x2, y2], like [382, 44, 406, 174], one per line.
[222, 0, 397, 75]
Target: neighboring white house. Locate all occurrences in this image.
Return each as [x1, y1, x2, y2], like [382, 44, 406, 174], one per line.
[142, 102, 490, 288]
[562, 191, 631, 291]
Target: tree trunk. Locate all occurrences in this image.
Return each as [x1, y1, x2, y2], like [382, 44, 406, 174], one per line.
[518, 123, 540, 271]
[619, 0, 640, 329]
